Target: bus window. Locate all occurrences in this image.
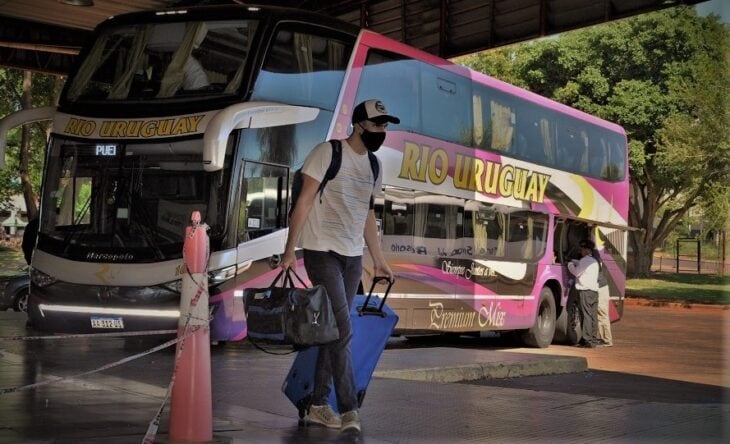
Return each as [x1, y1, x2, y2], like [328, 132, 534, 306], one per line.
[585, 127, 626, 181]
[506, 212, 529, 259]
[420, 65, 473, 145]
[515, 117, 537, 162]
[424, 204, 446, 239]
[473, 89, 489, 150]
[506, 211, 548, 261]
[357, 50, 419, 132]
[56, 176, 92, 226]
[359, 50, 475, 145]
[384, 187, 415, 236]
[252, 26, 353, 109]
[373, 195, 384, 237]
[490, 99, 515, 152]
[414, 193, 461, 240]
[466, 201, 488, 256]
[472, 85, 516, 153]
[466, 201, 506, 258]
[238, 111, 334, 170]
[557, 123, 588, 173]
[539, 117, 557, 165]
[514, 110, 557, 166]
[239, 162, 288, 242]
[590, 137, 609, 179]
[383, 187, 416, 255]
[67, 20, 257, 102]
[606, 135, 626, 181]
[473, 95, 484, 147]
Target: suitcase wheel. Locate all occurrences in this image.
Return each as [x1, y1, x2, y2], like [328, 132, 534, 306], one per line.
[296, 397, 312, 420]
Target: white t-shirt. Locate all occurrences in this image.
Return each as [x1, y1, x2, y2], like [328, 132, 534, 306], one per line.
[298, 140, 383, 257]
[568, 255, 599, 291]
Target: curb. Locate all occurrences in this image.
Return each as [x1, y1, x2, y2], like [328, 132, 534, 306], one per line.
[373, 355, 587, 383]
[623, 297, 729, 310]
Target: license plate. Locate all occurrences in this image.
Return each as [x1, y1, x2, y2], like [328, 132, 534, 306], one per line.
[90, 316, 124, 329]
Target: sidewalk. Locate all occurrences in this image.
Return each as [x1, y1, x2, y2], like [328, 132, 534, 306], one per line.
[0, 311, 726, 443]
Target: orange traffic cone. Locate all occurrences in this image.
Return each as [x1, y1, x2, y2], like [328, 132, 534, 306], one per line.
[169, 211, 212, 442]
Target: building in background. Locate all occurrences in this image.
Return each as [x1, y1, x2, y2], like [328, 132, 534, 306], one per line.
[1, 195, 28, 240]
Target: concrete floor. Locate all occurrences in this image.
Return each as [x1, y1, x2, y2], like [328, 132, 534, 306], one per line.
[0, 302, 727, 443]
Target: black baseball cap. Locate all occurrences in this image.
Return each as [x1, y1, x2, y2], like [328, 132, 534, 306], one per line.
[351, 99, 400, 125]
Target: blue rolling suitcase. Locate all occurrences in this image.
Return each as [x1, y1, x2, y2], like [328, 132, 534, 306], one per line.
[282, 277, 398, 418]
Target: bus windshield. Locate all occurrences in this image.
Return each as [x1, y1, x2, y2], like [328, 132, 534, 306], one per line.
[38, 137, 232, 262]
[65, 19, 258, 103]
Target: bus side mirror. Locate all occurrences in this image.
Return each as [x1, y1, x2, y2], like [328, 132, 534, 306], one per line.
[0, 106, 55, 169]
[203, 102, 319, 172]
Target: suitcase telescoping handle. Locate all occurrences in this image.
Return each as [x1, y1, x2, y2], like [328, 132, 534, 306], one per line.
[360, 276, 394, 316]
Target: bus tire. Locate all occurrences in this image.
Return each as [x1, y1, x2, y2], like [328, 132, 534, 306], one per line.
[554, 291, 581, 345]
[521, 287, 556, 348]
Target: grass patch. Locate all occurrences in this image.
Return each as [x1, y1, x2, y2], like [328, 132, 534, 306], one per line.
[626, 273, 730, 305]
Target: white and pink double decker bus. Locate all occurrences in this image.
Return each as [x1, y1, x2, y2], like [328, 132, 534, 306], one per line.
[1, 4, 628, 347]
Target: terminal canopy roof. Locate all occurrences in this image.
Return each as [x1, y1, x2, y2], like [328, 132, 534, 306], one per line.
[0, 0, 706, 75]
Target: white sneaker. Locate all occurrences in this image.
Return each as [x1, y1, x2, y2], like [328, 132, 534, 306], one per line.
[306, 404, 341, 429]
[340, 410, 361, 433]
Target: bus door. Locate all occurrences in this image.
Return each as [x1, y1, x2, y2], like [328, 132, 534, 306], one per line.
[554, 219, 593, 295]
[237, 160, 289, 250]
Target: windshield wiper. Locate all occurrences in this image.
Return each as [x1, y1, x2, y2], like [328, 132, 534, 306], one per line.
[129, 199, 165, 260]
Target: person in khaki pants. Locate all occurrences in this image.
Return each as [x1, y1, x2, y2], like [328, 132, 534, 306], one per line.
[593, 249, 613, 347]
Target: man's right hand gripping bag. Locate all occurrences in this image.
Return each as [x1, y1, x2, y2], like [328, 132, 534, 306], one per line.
[282, 276, 398, 418]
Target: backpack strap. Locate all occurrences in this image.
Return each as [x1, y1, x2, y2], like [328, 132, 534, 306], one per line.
[366, 150, 380, 209]
[317, 140, 380, 208]
[324, 139, 343, 184]
[366, 150, 379, 183]
[316, 140, 343, 203]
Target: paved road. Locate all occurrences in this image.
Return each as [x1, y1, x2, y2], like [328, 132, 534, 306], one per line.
[392, 300, 729, 400]
[0, 300, 727, 443]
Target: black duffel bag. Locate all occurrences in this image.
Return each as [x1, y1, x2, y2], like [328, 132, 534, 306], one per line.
[244, 268, 339, 347]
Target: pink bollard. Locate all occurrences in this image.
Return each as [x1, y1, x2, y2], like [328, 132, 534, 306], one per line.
[169, 211, 213, 443]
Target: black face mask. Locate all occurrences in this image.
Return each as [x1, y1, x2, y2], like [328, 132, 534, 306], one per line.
[359, 126, 386, 152]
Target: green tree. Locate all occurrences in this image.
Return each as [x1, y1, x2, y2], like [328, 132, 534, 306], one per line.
[458, 47, 526, 88]
[0, 68, 62, 218]
[459, 7, 729, 277]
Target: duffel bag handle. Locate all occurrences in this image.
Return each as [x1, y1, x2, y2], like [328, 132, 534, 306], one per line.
[361, 276, 394, 315]
[269, 269, 288, 289]
[271, 268, 308, 290]
[285, 268, 309, 288]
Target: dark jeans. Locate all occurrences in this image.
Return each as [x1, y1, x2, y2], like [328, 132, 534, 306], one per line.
[303, 249, 361, 413]
[578, 289, 599, 344]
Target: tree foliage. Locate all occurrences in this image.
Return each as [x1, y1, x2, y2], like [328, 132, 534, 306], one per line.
[458, 7, 729, 276]
[0, 68, 62, 214]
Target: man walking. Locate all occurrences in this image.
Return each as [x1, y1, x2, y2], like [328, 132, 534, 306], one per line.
[280, 99, 396, 433]
[568, 239, 601, 348]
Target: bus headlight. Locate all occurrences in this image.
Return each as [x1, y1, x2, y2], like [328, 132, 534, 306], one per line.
[209, 265, 236, 285]
[160, 279, 183, 294]
[31, 268, 58, 288]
